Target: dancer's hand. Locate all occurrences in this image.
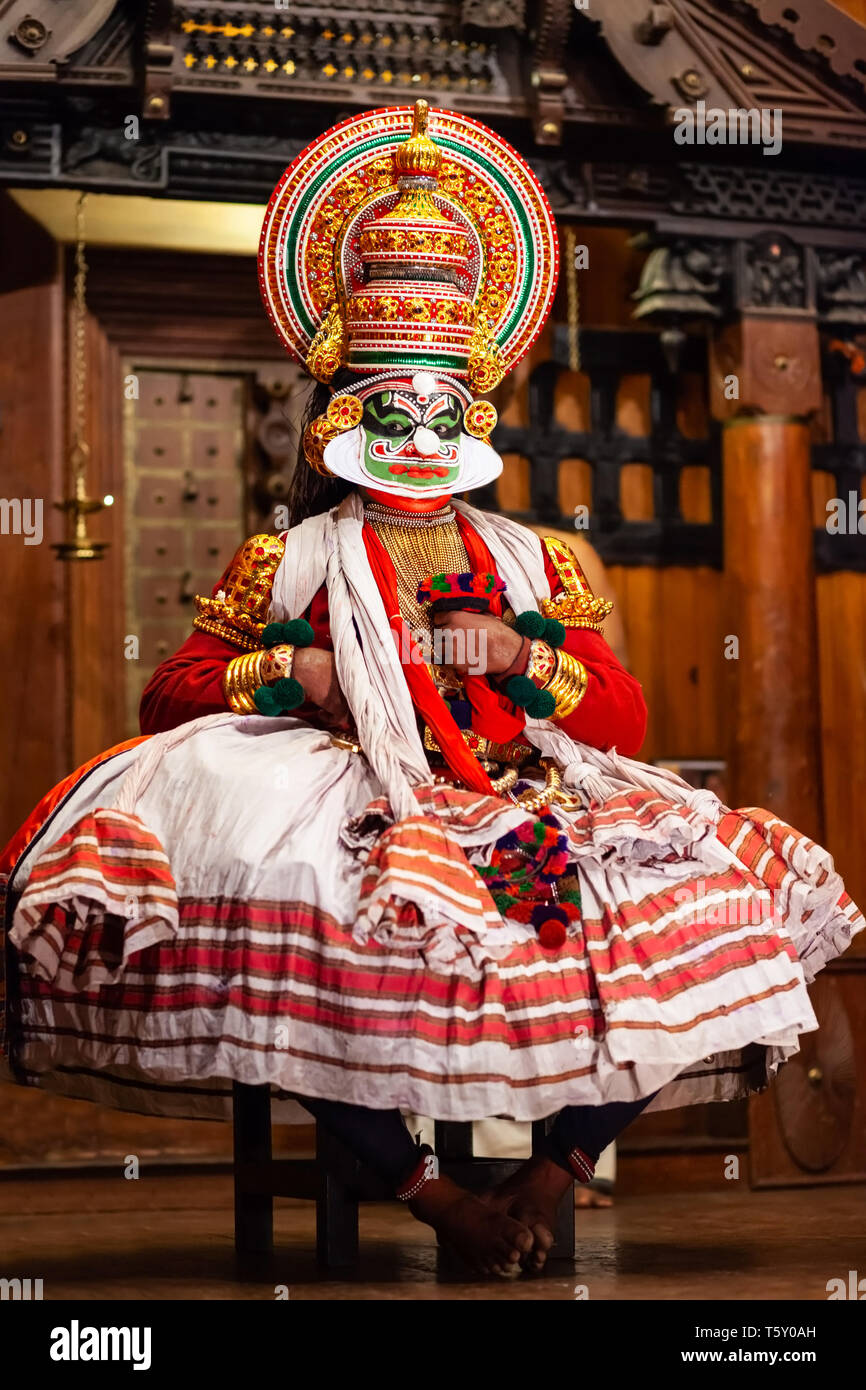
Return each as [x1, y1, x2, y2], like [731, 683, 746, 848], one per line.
[290, 648, 350, 724]
[432, 610, 525, 676]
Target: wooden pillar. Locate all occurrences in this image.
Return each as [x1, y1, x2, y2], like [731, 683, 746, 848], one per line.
[0, 194, 68, 845]
[710, 315, 824, 839]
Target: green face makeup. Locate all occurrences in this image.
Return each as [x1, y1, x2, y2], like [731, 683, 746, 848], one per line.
[361, 389, 463, 489]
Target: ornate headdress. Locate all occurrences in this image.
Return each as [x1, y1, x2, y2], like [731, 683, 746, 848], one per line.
[259, 101, 559, 496]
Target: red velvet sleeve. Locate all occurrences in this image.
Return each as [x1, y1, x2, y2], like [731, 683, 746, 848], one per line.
[139, 585, 333, 736]
[539, 542, 647, 756]
[553, 628, 647, 755]
[139, 630, 236, 734]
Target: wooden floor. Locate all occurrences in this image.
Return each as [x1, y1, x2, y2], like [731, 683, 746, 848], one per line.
[1, 1172, 864, 1300]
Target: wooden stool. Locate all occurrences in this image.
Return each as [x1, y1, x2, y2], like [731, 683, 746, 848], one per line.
[232, 1082, 575, 1267]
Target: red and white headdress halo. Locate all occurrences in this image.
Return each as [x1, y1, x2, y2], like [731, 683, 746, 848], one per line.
[258, 101, 559, 389]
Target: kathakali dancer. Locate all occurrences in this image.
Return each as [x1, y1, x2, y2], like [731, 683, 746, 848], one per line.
[1, 102, 862, 1277]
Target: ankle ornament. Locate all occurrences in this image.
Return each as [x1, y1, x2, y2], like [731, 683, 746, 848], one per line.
[395, 1145, 438, 1201]
[565, 1146, 596, 1184]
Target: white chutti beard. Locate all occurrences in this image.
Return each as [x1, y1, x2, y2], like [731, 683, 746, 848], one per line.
[322, 428, 503, 498]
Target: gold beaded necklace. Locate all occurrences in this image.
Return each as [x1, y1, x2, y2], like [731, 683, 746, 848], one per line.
[364, 501, 470, 638]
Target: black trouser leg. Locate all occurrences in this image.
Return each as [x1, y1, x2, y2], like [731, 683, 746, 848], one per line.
[298, 1095, 421, 1189]
[546, 1092, 659, 1180]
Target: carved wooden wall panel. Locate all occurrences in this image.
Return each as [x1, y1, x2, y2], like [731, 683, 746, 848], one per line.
[123, 367, 247, 732]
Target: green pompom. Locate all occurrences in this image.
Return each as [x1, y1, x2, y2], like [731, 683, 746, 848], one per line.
[505, 674, 538, 709]
[543, 618, 566, 649]
[253, 685, 283, 716]
[282, 618, 314, 647]
[514, 610, 546, 639]
[492, 893, 514, 916]
[262, 619, 314, 649]
[526, 689, 556, 719]
[271, 676, 305, 710]
[262, 622, 290, 649]
[253, 678, 305, 716]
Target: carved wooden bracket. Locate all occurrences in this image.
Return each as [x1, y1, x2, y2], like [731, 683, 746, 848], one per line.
[632, 230, 827, 415]
[710, 315, 822, 419]
[590, 0, 866, 149]
[531, 0, 574, 145]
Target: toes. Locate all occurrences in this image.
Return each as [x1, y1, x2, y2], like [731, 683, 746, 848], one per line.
[532, 1221, 555, 1252]
[493, 1235, 522, 1265]
[505, 1221, 534, 1255]
[530, 1245, 549, 1271]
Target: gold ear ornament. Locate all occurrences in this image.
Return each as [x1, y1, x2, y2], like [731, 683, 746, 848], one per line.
[463, 399, 498, 441]
[303, 393, 364, 474]
[326, 394, 364, 430]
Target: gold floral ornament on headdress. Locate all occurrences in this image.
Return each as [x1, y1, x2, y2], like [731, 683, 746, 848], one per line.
[258, 100, 560, 389]
[306, 303, 347, 385]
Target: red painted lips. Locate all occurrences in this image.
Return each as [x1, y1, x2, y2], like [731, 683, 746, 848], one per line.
[388, 464, 451, 478]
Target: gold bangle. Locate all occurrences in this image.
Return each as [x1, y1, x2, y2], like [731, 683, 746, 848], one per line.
[544, 648, 588, 721]
[525, 638, 557, 688]
[266, 643, 296, 680]
[222, 649, 268, 714]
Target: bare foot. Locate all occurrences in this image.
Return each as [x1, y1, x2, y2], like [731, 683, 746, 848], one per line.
[575, 1184, 613, 1209]
[484, 1154, 574, 1272]
[409, 1174, 534, 1278]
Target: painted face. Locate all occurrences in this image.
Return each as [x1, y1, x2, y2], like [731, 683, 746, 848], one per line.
[321, 371, 504, 497]
[361, 389, 463, 490]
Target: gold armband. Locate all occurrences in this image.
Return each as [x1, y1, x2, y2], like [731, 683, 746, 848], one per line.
[544, 648, 588, 721]
[193, 533, 286, 651]
[222, 649, 269, 714]
[540, 536, 613, 632]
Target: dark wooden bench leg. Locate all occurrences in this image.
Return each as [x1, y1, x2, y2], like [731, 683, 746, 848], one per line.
[532, 1118, 575, 1259]
[434, 1119, 474, 1161]
[315, 1123, 359, 1266]
[233, 1082, 273, 1255]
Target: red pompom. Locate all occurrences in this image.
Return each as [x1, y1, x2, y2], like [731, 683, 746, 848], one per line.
[538, 919, 567, 950]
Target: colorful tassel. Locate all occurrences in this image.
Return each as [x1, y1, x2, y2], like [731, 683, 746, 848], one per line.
[417, 571, 506, 606]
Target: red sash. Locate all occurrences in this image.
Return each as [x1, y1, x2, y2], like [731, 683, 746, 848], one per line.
[361, 513, 529, 792]
[362, 523, 494, 795]
[454, 513, 526, 744]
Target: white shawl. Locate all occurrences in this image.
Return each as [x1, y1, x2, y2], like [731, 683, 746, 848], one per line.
[269, 494, 717, 821]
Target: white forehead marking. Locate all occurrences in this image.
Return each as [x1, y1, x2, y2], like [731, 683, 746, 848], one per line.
[412, 371, 439, 399]
[392, 391, 424, 420]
